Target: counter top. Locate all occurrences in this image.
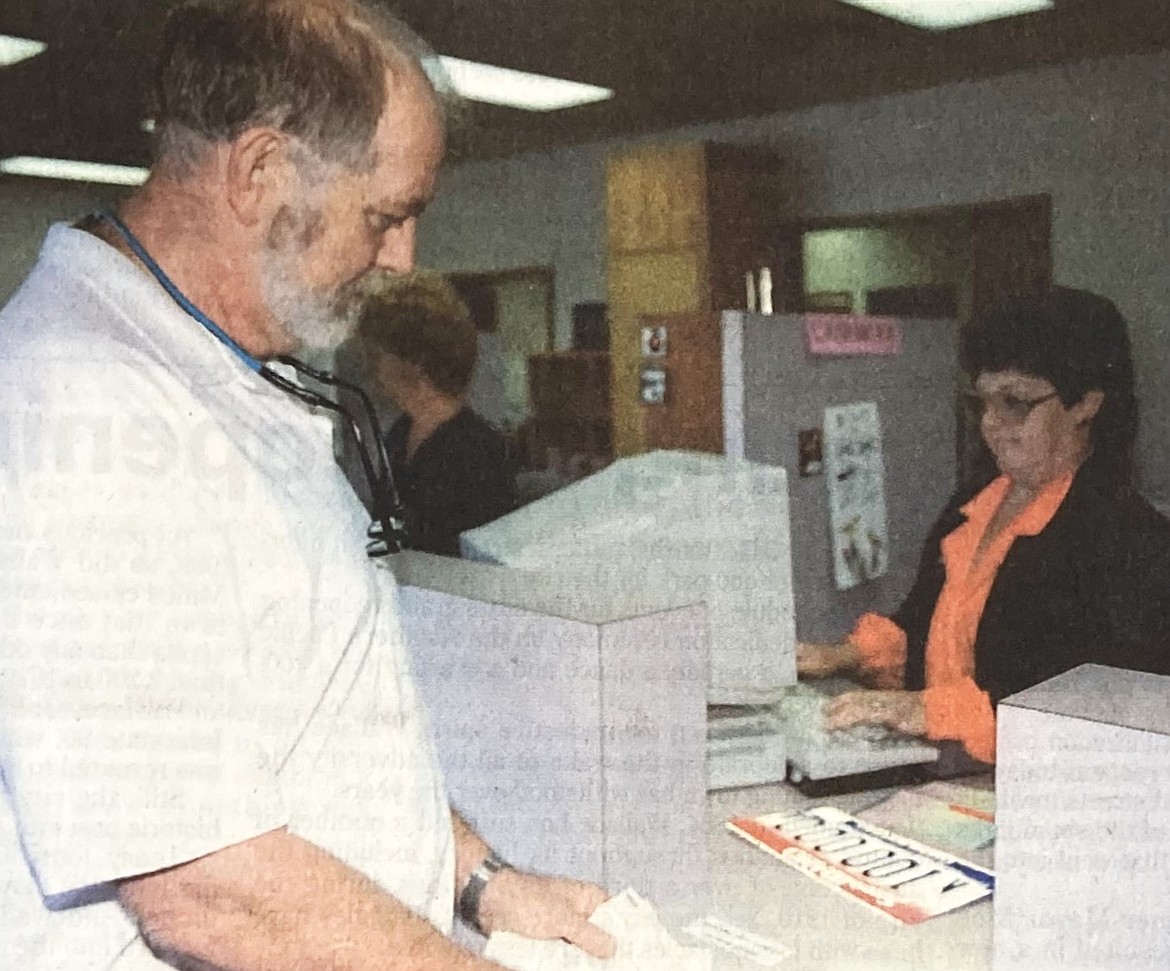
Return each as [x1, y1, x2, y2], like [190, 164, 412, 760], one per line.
[697, 781, 994, 971]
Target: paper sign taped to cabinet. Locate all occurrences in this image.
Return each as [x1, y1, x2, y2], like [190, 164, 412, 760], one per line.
[824, 401, 890, 590]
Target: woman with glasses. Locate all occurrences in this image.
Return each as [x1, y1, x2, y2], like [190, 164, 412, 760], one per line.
[797, 287, 1170, 764]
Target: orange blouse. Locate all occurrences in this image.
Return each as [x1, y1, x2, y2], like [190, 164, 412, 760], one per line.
[849, 473, 1074, 763]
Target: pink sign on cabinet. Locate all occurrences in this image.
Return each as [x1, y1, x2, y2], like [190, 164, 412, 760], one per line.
[804, 314, 904, 356]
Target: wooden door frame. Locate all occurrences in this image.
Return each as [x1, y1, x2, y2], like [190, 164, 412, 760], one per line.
[786, 193, 1050, 236]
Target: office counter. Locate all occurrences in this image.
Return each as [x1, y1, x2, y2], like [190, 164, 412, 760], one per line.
[396, 555, 1165, 970]
[394, 553, 996, 969]
[698, 783, 994, 971]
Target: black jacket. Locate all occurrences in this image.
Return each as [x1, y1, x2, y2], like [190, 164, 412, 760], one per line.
[386, 407, 518, 557]
[896, 466, 1170, 705]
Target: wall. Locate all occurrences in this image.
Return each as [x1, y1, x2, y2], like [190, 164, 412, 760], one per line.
[0, 180, 128, 304]
[417, 50, 1170, 503]
[421, 150, 607, 352]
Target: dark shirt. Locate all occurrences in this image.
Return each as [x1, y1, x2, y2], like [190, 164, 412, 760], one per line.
[896, 464, 1170, 706]
[385, 407, 518, 557]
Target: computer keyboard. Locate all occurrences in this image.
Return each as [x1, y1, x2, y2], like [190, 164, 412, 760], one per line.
[774, 680, 939, 783]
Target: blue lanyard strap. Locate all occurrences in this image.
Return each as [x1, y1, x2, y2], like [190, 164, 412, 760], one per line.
[95, 208, 408, 556]
[98, 209, 264, 374]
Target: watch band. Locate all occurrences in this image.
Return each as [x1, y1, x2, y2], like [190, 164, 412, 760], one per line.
[458, 851, 511, 933]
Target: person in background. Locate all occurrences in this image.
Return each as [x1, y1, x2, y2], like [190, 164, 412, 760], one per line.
[798, 286, 1170, 764]
[0, 1, 612, 968]
[357, 271, 518, 556]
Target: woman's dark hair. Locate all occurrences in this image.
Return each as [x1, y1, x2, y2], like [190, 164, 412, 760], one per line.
[960, 286, 1138, 493]
[357, 272, 478, 398]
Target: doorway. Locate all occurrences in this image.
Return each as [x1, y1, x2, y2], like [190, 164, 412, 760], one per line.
[448, 267, 555, 434]
[783, 195, 1052, 485]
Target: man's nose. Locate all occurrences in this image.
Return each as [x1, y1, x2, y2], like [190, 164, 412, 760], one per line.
[373, 221, 417, 274]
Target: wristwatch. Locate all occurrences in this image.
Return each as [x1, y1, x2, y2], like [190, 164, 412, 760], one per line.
[458, 851, 511, 934]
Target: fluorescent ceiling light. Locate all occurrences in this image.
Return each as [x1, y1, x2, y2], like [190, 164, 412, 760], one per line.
[434, 55, 613, 111]
[0, 33, 46, 67]
[139, 60, 612, 120]
[839, 0, 1054, 30]
[0, 156, 150, 186]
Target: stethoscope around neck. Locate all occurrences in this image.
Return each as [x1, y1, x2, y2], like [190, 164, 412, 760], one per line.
[97, 209, 408, 558]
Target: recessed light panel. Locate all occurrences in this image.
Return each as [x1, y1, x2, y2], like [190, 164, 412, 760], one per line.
[0, 157, 150, 186]
[839, 0, 1054, 30]
[433, 56, 613, 111]
[0, 34, 46, 67]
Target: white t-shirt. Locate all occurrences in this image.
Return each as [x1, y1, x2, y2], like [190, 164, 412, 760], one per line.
[0, 224, 456, 969]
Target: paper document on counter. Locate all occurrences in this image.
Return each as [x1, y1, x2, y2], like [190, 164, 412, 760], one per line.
[857, 783, 996, 854]
[682, 915, 793, 966]
[484, 888, 712, 971]
[727, 806, 994, 925]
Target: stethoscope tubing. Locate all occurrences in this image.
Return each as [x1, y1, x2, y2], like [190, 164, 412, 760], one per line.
[97, 209, 406, 556]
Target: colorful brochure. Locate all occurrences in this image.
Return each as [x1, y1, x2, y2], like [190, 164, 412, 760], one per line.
[727, 806, 995, 925]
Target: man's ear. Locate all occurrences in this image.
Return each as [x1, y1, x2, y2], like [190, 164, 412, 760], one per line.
[1073, 389, 1105, 426]
[223, 128, 293, 226]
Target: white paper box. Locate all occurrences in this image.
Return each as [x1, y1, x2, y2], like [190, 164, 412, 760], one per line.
[391, 553, 710, 911]
[995, 663, 1170, 971]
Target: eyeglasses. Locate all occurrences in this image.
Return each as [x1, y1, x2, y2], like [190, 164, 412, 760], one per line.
[965, 390, 1060, 425]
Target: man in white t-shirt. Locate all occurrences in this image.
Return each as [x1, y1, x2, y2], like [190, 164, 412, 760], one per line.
[0, 2, 614, 968]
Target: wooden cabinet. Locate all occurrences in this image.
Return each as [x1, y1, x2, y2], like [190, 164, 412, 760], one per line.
[638, 312, 723, 455]
[524, 351, 613, 467]
[605, 142, 794, 456]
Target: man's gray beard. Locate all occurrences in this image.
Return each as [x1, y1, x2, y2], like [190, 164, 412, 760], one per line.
[259, 242, 363, 354]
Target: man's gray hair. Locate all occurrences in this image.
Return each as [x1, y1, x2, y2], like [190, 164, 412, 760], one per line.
[152, 0, 457, 177]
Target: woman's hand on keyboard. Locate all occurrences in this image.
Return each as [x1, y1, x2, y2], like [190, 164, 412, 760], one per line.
[824, 689, 927, 737]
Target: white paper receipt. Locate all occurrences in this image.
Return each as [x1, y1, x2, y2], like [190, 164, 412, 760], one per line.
[484, 888, 712, 971]
[682, 915, 793, 966]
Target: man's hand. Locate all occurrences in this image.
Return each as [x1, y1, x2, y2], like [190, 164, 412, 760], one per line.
[824, 689, 926, 736]
[796, 641, 859, 679]
[477, 869, 616, 959]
